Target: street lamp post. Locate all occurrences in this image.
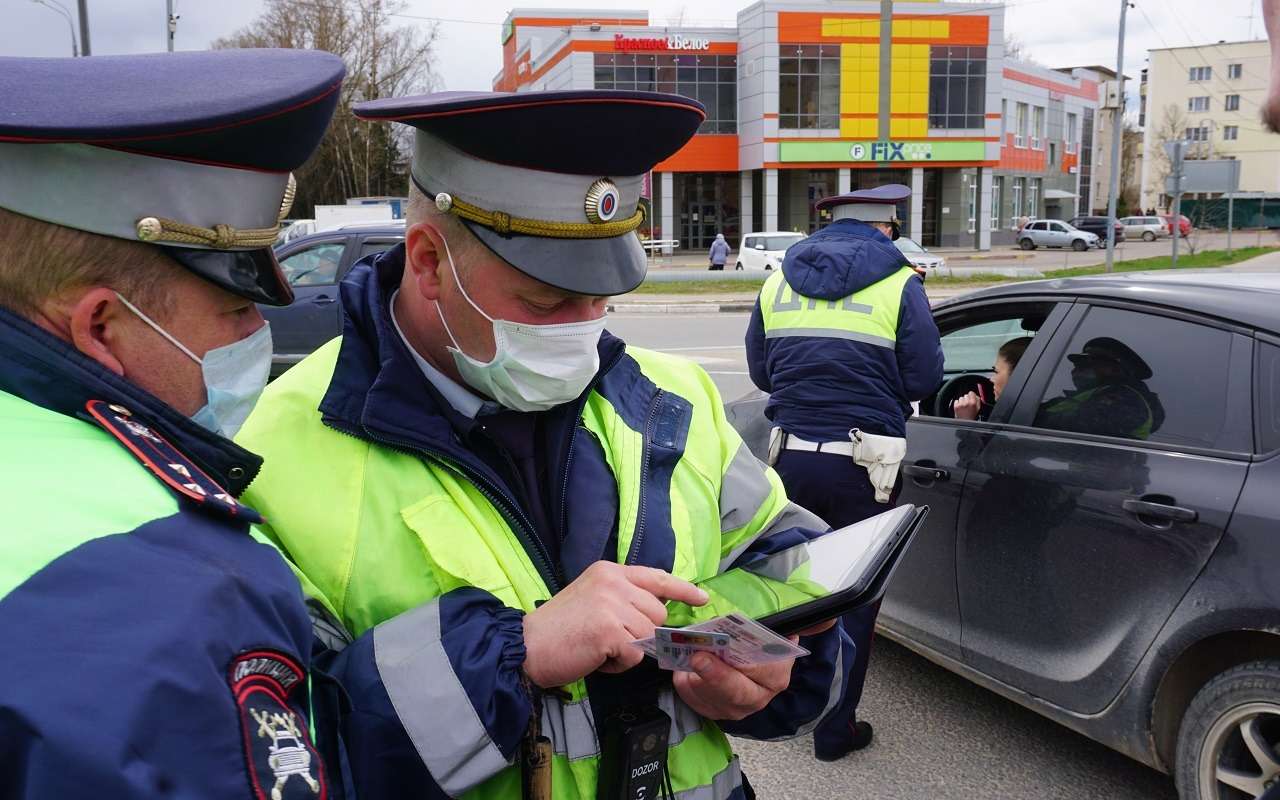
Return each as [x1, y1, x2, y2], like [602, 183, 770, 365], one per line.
[1104, 0, 1131, 273]
[31, 0, 78, 57]
[76, 0, 90, 56]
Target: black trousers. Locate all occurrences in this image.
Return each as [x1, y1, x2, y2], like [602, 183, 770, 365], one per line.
[772, 448, 892, 752]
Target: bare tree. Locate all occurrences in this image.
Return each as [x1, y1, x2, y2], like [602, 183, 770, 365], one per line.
[1145, 103, 1189, 210]
[214, 0, 439, 215]
[1004, 34, 1035, 64]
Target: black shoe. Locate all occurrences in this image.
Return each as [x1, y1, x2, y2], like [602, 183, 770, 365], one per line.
[814, 721, 874, 762]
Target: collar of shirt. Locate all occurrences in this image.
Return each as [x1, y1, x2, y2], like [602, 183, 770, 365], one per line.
[389, 288, 500, 419]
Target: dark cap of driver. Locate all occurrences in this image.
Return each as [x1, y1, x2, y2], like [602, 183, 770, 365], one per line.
[353, 90, 706, 296]
[0, 49, 347, 306]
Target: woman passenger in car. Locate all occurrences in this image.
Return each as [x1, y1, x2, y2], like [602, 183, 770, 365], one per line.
[953, 336, 1031, 421]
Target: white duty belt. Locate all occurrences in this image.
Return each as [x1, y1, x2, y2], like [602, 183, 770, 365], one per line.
[769, 427, 907, 504]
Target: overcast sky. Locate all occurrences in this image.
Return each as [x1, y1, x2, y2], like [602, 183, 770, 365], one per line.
[1, 0, 1267, 92]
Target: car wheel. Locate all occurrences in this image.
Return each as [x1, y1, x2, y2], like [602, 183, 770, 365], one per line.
[735, 262, 744, 270]
[1072, 239, 1088, 252]
[1144, 231, 1157, 242]
[1019, 238, 1036, 250]
[1176, 660, 1280, 800]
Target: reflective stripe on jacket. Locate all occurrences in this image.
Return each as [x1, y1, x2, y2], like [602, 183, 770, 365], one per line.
[237, 247, 851, 800]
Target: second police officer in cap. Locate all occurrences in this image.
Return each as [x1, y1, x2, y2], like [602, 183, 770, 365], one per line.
[0, 50, 447, 798]
[237, 89, 853, 800]
[745, 184, 943, 760]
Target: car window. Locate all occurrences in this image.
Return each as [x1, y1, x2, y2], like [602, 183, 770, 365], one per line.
[764, 235, 805, 251]
[1051, 222, 1069, 233]
[279, 242, 345, 287]
[940, 317, 1038, 375]
[1259, 341, 1280, 453]
[1028, 222, 1044, 231]
[895, 238, 925, 253]
[1031, 307, 1244, 450]
[357, 238, 401, 261]
[744, 236, 758, 249]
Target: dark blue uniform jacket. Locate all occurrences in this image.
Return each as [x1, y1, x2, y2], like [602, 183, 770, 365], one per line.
[745, 220, 944, 440]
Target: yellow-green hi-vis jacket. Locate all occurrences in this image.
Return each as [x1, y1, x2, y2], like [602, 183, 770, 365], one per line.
[238, 249, 852, 800]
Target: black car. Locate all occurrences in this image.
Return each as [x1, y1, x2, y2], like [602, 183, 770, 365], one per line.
[1069, 215, 1127, 244]
[263, 224, 404, 376]
[728, 273, 1280, 800]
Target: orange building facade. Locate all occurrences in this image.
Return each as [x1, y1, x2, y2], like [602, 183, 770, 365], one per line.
[495, 3, 1101, 250]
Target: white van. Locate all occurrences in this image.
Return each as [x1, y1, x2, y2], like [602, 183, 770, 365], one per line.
[736, 232, 806, 271]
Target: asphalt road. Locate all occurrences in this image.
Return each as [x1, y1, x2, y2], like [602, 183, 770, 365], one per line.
[609, 311, 1180, 800]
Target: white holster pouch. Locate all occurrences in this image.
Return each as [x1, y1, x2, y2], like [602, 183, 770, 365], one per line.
[767, 426, 784, 466]
[849, 429, 908, 503]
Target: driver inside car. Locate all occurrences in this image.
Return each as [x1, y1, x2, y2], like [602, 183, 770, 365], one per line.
[953, 336, 1031, 421]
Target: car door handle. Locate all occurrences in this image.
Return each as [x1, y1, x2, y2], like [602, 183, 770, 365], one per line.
[1123, 499, 1199, 524]
[904, 463, 950, 482]
[311, 294, 336, 306]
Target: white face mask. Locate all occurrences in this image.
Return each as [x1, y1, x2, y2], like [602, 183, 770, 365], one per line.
[115, 293, 272, 439]
[435, 235, 606, 413]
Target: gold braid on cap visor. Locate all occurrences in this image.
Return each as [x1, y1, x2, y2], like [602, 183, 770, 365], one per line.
[439, 192, 646, 239]
[133, 173, 297, 249]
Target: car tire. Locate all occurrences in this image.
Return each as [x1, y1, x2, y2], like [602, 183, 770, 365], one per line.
[735, 262, 744, 270]
[1175, 660, 1280, 800]
[1019, 238, 1036, 250]
[1143, 231, 1157, 242]
[1072, 239, 1088, 252]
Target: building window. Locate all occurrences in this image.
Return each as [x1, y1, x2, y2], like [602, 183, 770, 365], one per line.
[1066, 112, 1078, 154]
[928, 45, 987, 130]
[595, 53, 736, 134]
[1225, 94, 1241, 111]
[1011, 178, 1024, 225]
[1188, 96, 1211, 112]
[1028, 178, 1041, 217]
[1080, 107, 1094, 212]
[1031, 106, 1045, 150]
[967, 178, 978, 234]
[1015, 102, 1028, 147]
[1185, 126, 1211, 142]
[1228, 63, 1243, 79]
[992, 176, 1003, 230]
[1224, 125, 1239, 141]
[779, 45, 840, 130]
[1188, 66, 1212, 82]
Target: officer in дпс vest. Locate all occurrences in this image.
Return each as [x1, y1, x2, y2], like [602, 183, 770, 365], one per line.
[744, 184, 943, 761]
[0, 50, 439, 799]
[236, 89, 854, 800]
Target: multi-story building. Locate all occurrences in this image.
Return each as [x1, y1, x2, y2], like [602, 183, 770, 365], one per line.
[494, 1, 1098, 250]
[1139, 40, 1274, 211]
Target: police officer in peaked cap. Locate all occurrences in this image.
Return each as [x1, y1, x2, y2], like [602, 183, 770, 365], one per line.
[745, 184, 944, 760]
[0, 50, 445, 799]
[236, 89, 855, 800]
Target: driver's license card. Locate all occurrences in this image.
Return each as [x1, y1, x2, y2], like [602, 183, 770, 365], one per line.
[632, 615, 808, 672]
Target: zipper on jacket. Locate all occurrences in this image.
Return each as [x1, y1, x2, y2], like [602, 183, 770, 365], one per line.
[325, 418, 563, 594]
[624, 388, 667, 567]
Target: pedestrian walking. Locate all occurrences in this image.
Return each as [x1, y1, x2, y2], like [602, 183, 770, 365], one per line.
[709, 232, 731, 270]
[744, 184, 944, 761]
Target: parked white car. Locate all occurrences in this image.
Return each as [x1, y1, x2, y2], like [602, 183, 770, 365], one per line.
[1017, 219, 1100, 251]
[1119, 215, 1167, 242]
[736, 232, 806, 271]
[895, 236, 948, 278]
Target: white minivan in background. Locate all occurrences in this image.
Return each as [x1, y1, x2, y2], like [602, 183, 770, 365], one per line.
[736, 232, 806, 271]
[1119, 215, 1167, 242]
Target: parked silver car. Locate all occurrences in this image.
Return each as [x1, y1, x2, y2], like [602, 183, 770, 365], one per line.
[1018, 219, 1100, 251]
[1121, 215, 1168, 242]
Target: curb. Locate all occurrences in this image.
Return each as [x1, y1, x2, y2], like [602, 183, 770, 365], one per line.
[608, 302, 756, 314]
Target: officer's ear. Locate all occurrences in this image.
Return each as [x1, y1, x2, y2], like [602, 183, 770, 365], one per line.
[63, 287, 127, 377]
[405, 221, 448, 302]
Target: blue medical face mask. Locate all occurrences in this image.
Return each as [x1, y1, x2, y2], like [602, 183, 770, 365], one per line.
[115, 293, 273, 439]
